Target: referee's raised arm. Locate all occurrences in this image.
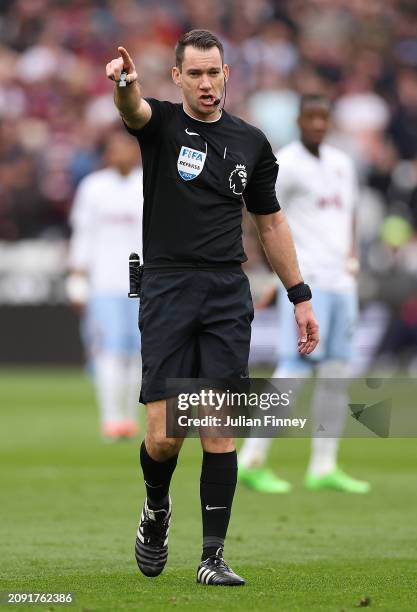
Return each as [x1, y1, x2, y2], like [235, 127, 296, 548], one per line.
[106, 46, 152, 131]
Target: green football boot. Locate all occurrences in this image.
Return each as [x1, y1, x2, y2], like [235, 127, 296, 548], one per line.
[304, 468, 371, 493]
[238, 466, 292, 493]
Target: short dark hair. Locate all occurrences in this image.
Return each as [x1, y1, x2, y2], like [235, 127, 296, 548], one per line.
[299, 94, 330, 113]
[175, 29, 224, 70]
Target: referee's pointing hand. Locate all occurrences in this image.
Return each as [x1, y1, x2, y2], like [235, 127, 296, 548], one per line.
[294, 301, 320, 355]
[106, 46, 138, 85]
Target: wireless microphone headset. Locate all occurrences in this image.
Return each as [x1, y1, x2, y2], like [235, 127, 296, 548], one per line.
[214, 75, 227, 108]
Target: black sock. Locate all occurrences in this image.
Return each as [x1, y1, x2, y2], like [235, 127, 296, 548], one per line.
[200, 450, 237, 561]
[140, 441, 178, 510]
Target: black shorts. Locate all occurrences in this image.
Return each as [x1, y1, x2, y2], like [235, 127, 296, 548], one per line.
[138, 267, 254, 404]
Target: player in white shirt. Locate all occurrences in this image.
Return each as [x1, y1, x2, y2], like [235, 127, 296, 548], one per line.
[239, 94, 370, 493]
[68, 131, 143, 440]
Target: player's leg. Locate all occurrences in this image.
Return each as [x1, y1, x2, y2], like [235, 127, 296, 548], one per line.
[122, 352, 141, 436]
[135, 399, 184, 577]
[297, 287, 335, 479]
[120, 297, 142, 437]
[238, 288, 311, 492]
[305, 291, 370, 493]
[86, 296, 128, 439]
[306, 359, 351, 478]
[301, 288, 350, 485]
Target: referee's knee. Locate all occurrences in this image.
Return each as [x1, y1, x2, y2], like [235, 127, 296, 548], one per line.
[145, 432, 182, 460]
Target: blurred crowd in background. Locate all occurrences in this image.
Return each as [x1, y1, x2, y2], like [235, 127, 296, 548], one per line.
[1, 0, 417, 368]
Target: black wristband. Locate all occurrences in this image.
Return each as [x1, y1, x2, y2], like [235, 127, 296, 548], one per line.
[287, 282, 312, 305]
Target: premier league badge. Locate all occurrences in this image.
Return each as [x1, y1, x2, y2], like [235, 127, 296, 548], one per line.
[177, 146, 207, 181]
[229, 164, 247, 195]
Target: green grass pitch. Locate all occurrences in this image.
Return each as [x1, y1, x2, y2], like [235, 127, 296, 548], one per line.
[0, 368, 416, 611]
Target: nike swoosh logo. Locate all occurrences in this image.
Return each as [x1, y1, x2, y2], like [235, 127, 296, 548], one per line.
[205, 505, 227, 511]
[185, 128, 199, 136]
[144, 481, 163, 489]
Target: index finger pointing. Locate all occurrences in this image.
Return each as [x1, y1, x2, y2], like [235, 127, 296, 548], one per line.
[118, 46, 134, 68]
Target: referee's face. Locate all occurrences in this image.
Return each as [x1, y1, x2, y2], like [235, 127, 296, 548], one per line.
[172, 46, 229, 120]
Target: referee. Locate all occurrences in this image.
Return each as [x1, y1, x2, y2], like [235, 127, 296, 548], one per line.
[106, 29, 319, 586]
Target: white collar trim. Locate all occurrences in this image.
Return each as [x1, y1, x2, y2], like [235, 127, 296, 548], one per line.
[182, 106, 222, 123]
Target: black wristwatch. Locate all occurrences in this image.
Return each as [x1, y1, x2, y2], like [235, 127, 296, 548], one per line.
[287, 282, 312, 305]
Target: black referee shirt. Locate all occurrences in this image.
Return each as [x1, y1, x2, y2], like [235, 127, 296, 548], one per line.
[125, 98, 280, 266]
